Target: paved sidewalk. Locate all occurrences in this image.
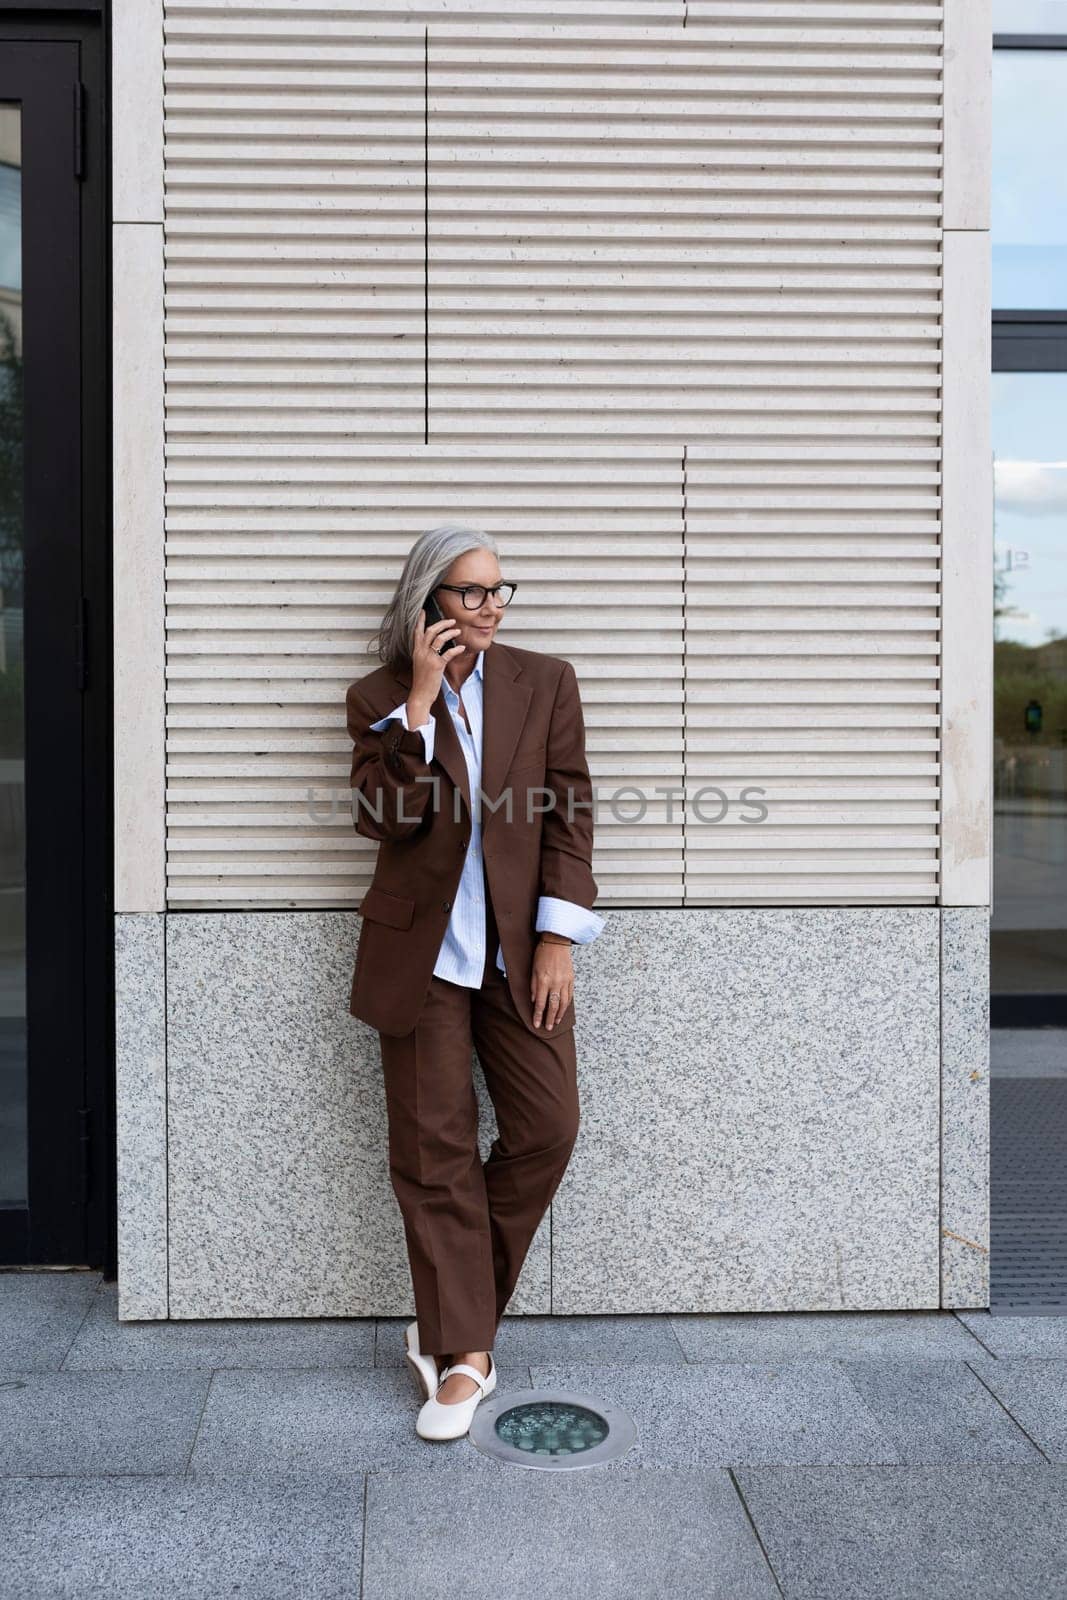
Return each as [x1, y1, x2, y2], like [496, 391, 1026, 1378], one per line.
[2, 1269, 1067, 1598]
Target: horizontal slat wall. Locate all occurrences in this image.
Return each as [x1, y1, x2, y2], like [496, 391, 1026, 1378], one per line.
[685, 444, 940, 903]
[426, 11, 943, 899]
[163, 21, 426, 443]
[164, 445, 684, 907]
[163, 1, 944, 909]
[165, 1, 937, 26]
[683, 5, 943, 902]
[426, 18, 942, 441]
[166, 1, 685, 27]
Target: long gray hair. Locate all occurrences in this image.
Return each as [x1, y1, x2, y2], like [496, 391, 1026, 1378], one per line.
[368, 523, 500, 676]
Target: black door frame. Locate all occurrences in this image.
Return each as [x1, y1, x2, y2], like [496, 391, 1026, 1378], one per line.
[0, 3, 114, 1271]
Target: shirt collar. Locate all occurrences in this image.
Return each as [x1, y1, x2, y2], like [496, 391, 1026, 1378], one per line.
[443, 646, 485, 698]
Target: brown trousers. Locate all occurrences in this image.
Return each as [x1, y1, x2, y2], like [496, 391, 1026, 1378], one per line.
[377, 870, 580, 1355]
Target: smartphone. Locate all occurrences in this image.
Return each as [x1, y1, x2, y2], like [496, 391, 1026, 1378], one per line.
[423, 591, 463, 658]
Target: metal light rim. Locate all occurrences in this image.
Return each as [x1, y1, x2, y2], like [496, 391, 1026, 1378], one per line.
[466, 1386, 638, 1471]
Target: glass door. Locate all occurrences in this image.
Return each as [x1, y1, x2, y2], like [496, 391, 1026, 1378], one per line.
[0, 40, 91, 1263]
[991, 33, 1067, 1023]
[0, 98, 26, 1213]
[992, 373, 1067, 1012]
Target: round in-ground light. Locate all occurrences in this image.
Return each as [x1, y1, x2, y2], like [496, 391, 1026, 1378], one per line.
[467, 1387, 637, 1470]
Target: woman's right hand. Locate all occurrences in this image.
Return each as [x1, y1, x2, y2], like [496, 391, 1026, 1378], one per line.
[408, 607, 464, 719]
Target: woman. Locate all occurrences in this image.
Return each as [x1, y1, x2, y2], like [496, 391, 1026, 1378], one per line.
[345, 523, 605, 1442]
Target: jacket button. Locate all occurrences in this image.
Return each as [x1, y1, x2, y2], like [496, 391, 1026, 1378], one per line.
[460, 838, 468, 850]
[442, 899, 452, 911]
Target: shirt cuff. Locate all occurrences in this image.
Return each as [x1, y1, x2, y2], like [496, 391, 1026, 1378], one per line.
[535, 896, 606, 945]
[369, 702, 436, 764]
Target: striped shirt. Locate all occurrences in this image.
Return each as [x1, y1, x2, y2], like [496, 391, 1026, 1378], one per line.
[368, 645, 605, 988]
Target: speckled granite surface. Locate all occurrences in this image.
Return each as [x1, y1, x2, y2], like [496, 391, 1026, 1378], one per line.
[114, 914, 168, 1319]
[115, 907, 988, 1319]
[552, 908, 942, 1313]
[161, 913, 549, 1319]
[940, 907, 991, 1308]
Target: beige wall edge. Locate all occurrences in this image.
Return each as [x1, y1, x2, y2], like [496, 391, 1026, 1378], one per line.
[940, 228, 993, 908]
[112, 0, 163, 224]
[944, 0, 992, 233]
[112, 224, 165, 913]
[940, 1, 992, 907]
[113, 0, 165, 910]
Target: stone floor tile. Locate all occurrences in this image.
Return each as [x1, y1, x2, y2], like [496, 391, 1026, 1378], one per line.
[363, 1466, 779, 1600]
[0, 1475, 363, 1599]
[527, 1360, 899, 1467]
[0, 1271, 102, 1372]
[734, 1464, 1067, 1599]
[0, 1370, 210, 1477]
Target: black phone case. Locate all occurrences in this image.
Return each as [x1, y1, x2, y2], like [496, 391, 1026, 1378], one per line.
[423, 593, 462, 658]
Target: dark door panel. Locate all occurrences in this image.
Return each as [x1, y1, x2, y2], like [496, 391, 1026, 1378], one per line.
[0, 28, 109, 1267]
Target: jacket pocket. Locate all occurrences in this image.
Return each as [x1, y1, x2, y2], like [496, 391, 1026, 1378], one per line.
[358, 884, 415, 930]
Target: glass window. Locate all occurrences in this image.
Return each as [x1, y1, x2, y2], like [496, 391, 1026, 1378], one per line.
[993, 0, 1067, 30]
[993, 51, 1067, 307]
[991, 372, 1067, 997]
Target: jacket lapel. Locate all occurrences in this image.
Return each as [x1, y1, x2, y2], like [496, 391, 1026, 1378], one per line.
[390, 638, 533, 827]
[480, 642, 534, 826]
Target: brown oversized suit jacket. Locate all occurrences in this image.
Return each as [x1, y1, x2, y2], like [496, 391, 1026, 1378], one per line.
[346, 638, 600, 1038]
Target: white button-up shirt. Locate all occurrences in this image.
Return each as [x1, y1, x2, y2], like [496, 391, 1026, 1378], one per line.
[368, 646, 605, 988]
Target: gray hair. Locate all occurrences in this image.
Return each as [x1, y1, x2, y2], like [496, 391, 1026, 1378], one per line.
[368, 523, 500, 675]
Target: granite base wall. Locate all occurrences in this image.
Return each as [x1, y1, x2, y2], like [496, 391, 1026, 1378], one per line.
[114, 908, 989, 1320]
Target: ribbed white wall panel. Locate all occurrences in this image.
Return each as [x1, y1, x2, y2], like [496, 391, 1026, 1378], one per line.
[163, 20, 426, 443]
[425, 18, 942, 440]
[166, 2, 685, 26]
[163, 1, 944, 909]
[164, 444, 684, 907]
[685, 443, 940, 903]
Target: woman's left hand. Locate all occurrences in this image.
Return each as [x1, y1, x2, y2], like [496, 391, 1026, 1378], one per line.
[530, 939, 574, 1030]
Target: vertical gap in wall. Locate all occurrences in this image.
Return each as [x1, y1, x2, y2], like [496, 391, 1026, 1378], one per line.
[163, 913, 171, 1317]
[424, 25, 429, 444]
[939, 909, 944, 1307]
[682, 443, 688, 903]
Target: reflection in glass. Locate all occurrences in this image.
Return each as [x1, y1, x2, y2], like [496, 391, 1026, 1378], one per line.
[992, 51, 1067, 307]
[992, 372, 1067, 995]
[0, 104, 23, 1206]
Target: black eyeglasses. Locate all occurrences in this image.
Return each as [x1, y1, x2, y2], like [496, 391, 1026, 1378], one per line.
[433, 581, 517, 610]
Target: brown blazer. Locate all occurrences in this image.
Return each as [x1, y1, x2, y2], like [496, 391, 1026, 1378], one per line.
[345, 639, 600, 1038]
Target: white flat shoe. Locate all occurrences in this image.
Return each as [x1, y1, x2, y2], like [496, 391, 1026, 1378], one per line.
[403, 1321, 441, 1402]
[415, 1354, 496, 1441]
